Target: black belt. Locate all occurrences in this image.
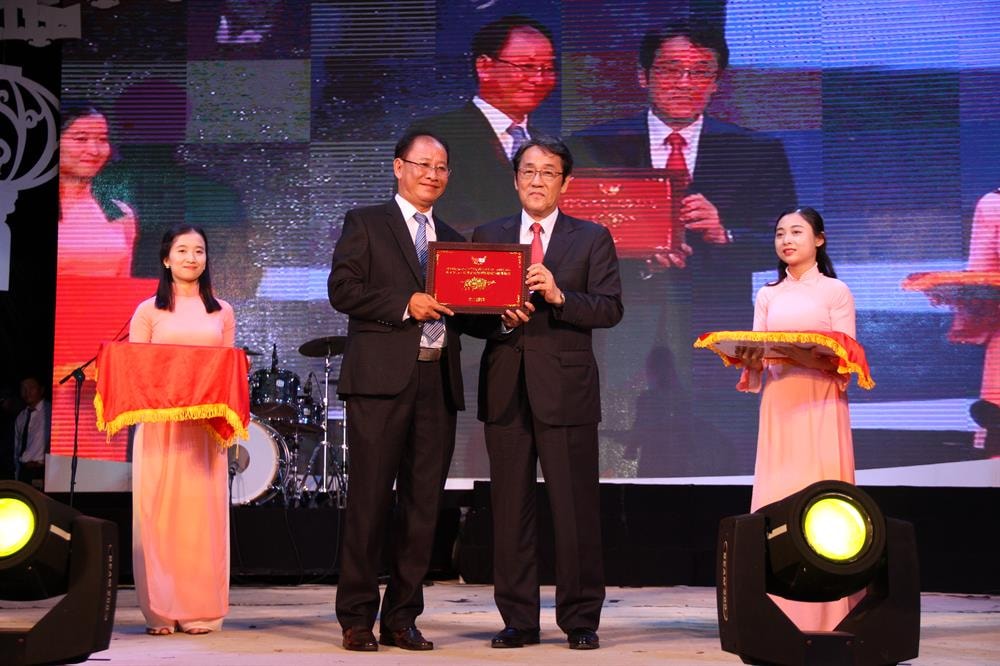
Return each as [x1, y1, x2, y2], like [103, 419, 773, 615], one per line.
[417, 347, 443, 362]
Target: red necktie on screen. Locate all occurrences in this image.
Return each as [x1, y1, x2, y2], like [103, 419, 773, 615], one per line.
[665, 132, 690, 193]
[665, 132, 690, 232]
[530, 222, 544, 265]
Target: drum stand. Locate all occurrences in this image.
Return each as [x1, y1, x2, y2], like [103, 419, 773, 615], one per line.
[283, 436, 303, 506]
[304, 345, 347, 508]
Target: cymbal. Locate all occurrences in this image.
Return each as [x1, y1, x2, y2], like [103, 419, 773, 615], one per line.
[241, 346, 263, 357]
[299, 336, 347, 358]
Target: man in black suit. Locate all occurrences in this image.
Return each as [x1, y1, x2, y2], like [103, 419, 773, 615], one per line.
[410, 15, 557, 235]
[570, 21, 797, 474]
[328, 131, 465, 652]
[473, 138, 623, 650]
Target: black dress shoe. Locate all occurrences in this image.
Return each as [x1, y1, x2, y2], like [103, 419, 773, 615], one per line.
[380, 625, 433, 650]
[491, 627, 541, 648]
[342, 626, 378, 651]
[567, 628, 600, 650]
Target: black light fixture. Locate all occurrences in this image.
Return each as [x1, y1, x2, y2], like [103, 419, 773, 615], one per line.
[717, 480, 920, 666]
[0, 481, 119, 666]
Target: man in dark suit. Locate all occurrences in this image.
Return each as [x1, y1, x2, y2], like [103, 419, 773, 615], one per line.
[472, 139, 623, 650]
[328, 131, 465, 652]
[570, 21, 797, 474]
[409, 15, 557, 236]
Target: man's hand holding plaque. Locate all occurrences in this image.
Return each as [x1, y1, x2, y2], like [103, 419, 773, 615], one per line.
[408, 292, 454, 321]
[525, 262, 565, 305]
[500, 300, 535, 330]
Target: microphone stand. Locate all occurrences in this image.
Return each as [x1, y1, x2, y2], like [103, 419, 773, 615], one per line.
[56, 329, 129, 509]
[58, 354, 97, 509]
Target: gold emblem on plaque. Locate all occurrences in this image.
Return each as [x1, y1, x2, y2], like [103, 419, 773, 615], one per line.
[463, 277, 496, 291]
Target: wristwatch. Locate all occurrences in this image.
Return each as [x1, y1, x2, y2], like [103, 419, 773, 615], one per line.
[725, 228, 734, 244]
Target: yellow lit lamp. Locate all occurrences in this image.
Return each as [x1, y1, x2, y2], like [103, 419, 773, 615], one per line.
[0, 497, 36, 558]
[717, 480, 920, 666]
[0, 481, 119, 666]
[802, 495, 871, 564]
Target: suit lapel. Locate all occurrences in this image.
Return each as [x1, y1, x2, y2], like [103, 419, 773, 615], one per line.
[464, 102, 510, 167]
[500, 215, 520, 244]
[544, 212, 576, 270]
[637, 113, 654, 169]
[691, 115, 722, 187]
[384, 201, 423, 285]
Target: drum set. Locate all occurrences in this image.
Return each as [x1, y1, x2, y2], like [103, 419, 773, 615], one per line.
[228, 336, 348, 507]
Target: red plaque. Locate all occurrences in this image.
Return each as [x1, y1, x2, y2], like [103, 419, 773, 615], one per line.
[559, 168, 682, 258]
[427, 242, 529, 314]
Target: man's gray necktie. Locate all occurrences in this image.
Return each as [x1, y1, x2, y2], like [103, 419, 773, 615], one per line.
[414, 211, 445, 343]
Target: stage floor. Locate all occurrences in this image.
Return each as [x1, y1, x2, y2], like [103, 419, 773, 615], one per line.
[2, 583, 997, 664]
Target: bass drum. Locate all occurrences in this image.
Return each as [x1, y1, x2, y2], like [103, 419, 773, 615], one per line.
[228, 417, 289, 505]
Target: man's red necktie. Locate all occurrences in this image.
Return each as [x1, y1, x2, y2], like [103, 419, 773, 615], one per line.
[530, 222, 544, 265]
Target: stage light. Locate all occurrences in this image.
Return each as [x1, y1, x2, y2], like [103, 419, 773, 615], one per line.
[0, 481, 119, 666]
[0, 497, 36, 557]
[756, 480, 887, 603]
[717, 480, 920, 666]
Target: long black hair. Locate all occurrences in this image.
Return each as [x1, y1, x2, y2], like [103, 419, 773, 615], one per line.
[769, 206, 837, 286]
[154, 224, 222, 313]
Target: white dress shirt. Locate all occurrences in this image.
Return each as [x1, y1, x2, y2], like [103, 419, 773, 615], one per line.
[647, 110, 704, 173]
[520, 207, 559, 255]
[473, 95, 530, 160]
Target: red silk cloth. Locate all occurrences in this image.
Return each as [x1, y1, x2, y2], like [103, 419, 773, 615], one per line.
[94, 341, 250, 447]
[694, 330, 875, 390]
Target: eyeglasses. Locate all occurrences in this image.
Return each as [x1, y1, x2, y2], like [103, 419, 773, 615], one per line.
[517, 168, 563, 182]
[653, 64, 718, 82]
[399, 158, 451, 177]
[491, 57, 557, 77]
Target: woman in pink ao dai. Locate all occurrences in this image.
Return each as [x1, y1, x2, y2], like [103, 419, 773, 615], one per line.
[128, 225, 235, 635]
[738, 207, 858, 632]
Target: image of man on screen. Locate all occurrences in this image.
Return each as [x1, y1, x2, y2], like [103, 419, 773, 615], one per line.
[570, 20, 797, 474]
[471, 138, 623, 650]
[327, 132, 466, 652]
[410, 14, 558, 235]
[572, 20, 796, 270]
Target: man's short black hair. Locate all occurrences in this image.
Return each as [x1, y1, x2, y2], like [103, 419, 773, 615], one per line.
[512, 137, 574, 180]
[639, 20, 729, 76]
[394, 130, 450, 161]
[471, 14, 554, 80]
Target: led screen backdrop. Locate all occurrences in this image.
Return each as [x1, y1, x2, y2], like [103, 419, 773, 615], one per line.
[53, 0, 1000, 486]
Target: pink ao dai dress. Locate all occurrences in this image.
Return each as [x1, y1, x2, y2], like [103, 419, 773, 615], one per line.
[738, 263, 858, 632]
[128, 292, 235, 633]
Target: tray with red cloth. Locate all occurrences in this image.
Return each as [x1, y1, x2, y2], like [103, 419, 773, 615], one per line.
[693, 330, 875, 389]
